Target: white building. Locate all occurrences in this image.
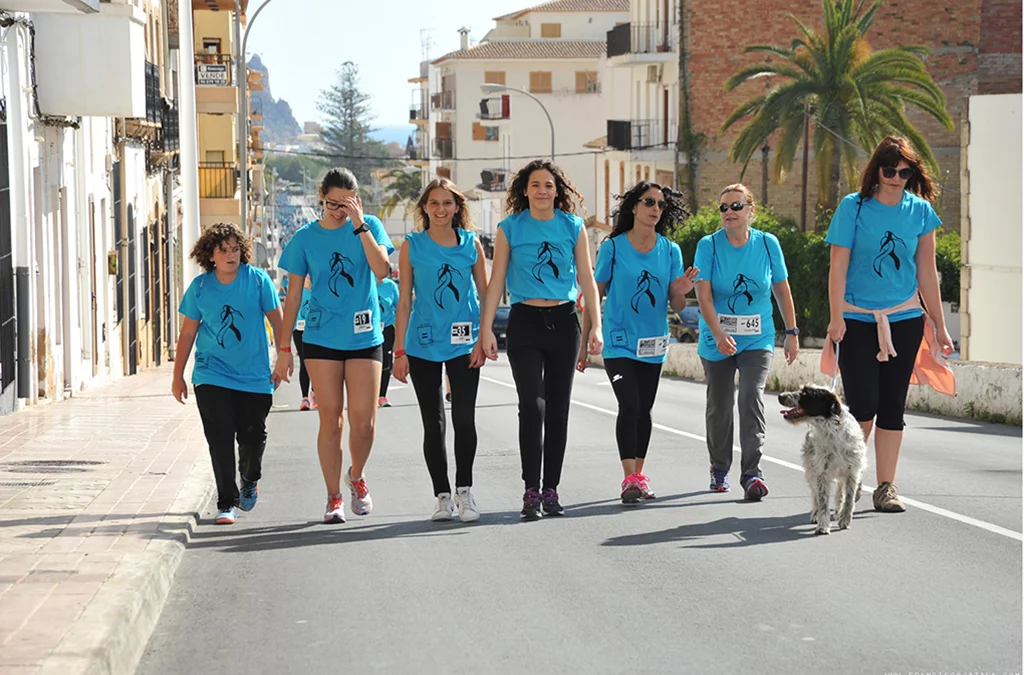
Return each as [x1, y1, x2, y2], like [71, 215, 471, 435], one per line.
[421, 0, 630, 234]
[0, 0, 182, 414]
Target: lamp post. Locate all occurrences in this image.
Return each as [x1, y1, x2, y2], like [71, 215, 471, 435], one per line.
[480, 83, 555, 161]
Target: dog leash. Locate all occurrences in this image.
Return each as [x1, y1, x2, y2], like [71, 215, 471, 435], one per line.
[831, 341, 840, 390]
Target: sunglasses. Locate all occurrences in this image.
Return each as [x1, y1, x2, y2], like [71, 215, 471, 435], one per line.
[719, 201, 748, 213]
[323, 199, 346, 211]
[639, 197, 667, 209]
[881, 166, 914, 180]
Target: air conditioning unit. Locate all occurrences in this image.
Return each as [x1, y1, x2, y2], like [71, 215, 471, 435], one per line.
[647, 65, 662, 83]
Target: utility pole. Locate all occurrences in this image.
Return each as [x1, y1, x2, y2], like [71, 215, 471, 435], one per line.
[800, 101, 810, 231]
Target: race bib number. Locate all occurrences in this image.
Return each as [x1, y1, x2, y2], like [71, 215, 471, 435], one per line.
[450, 322, 473, 345]
[637, 335, 669, 358]
[295, 319, 306, 331]
[353, 310, 373, 334]
[719, 314, 761, 335]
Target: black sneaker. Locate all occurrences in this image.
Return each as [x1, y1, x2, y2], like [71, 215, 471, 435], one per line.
[521, 488, 542, 521]
[741, 475, 768, 502]
[541, 488, 564, 516]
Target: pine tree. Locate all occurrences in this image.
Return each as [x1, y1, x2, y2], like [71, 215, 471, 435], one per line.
[317, 61, 393, 186]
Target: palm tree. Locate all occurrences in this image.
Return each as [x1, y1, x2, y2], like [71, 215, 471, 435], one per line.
[378, 167, 424, 227]
[720, 0, 954, 215]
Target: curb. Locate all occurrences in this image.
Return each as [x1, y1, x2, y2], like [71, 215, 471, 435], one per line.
[37, 455, 214, 675]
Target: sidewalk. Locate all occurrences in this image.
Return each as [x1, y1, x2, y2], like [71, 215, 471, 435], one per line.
[0, 365, 212, 675]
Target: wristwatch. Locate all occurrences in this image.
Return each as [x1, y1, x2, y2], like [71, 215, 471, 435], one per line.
[785, 327, 800, 336]
[352, 222, 369, 235]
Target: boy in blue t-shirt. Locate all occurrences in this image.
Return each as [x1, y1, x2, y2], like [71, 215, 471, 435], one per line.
[172, 223, 284, 525]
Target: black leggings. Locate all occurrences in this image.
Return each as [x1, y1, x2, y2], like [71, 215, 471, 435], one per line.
[837, 315, 924, 431]
[604, 358, 663, 462]
[505, 302, 581, 491]
[380, 324, 395, 398]
[408, 354, 480, 495]
[292, 330, 310, 397]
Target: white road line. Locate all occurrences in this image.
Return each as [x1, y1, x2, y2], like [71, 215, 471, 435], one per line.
[480, 375, 1024, 543]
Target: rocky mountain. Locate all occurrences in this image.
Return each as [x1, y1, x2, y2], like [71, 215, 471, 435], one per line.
[248, 54, 302, 144]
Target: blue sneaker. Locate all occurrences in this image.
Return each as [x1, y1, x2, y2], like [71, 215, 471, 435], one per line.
[741, 475, 768, 501]
[709, 467, 730, 492]
[239, 478, 259, 512]
[215, 506, 237, 525]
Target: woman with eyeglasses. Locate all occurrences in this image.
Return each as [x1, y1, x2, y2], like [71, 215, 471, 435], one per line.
[479, 159, 603, 521]
[274, 168, 395, 524]
[826, 136, 954, 514]
[694, 183, 799, 500]
[577, 182, 698, 504]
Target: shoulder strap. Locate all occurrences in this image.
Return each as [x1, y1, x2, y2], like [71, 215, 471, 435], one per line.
[607, 237, 618, 287]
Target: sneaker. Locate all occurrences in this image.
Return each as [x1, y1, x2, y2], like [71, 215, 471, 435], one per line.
[215, 506, 237, 525]
[300, 397, 311, 411]
[541, 488, 564, 516]
[378, 397, 391, 408]
[709, 467, 730, 492]
[311, 393, 318, 410]
[637, 473, 656, 500]
[873, 482, 906, 513]
[620, 474, 642, 505]
[344, 468, 373, 515]
[521, 488, 542, 521]
[432, 492, 455, 521]
[741, 475, 769, 501]
[324, 494, 345, 524]
[239, 478, 259, 511]
[454, 486, 480, 522]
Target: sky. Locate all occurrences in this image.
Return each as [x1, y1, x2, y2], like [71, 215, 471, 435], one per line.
[246, 0, 530, 129]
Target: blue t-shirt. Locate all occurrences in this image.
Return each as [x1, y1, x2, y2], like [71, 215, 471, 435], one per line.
[278, 216, 395, 350]
[694, 228, 788, 362]
[499, 209, 582, 305]
[826, 191, 941, 323]
[295, 287, 311, 330]
[178, 264, 279, 394]
[377, 277, 399, 328]
[594, 234, 684, 364]
[405, 228, 480, 362]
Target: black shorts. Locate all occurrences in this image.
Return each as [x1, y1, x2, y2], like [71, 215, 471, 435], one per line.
[301, 341, 383, 363]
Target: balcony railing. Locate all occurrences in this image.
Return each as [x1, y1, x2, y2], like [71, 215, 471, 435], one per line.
[479, 168, 508, 192]
[430, 90, 455, 111]
[607, 119, 677, 151]
[144, 61, 162, 123]
[250, 97, 263, 129]
[607, 22, 630, 58]
[478, 95, 510, 120]
[434, 138, 454, 159]
[198, 161, 238, 198]
[606, 22, 677, 58]
[158, 101, 179, 152]
[194, 53, 233, 86]
[409, 103, 428, 122]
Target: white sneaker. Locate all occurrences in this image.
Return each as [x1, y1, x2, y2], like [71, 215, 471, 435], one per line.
[432, 493, 455, 521]
[324, 494, 345, 524]
[344, 468, 373, 516]
[454, 487, 480, 523]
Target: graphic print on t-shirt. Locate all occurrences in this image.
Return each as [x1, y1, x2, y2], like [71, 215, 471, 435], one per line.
[629, 270, 661, 313]
[216, 304, 245, 348]
[433, 263, 463, 309]
[531, 241, 563, 283]
[727, 274, 760, 313]
[328, 252, 355, 296]
[872, 230, 907, 278]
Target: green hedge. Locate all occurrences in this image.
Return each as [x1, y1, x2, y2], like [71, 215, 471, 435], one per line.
[671, 206, 961, 339]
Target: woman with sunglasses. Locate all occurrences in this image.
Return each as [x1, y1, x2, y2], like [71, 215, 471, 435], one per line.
[694, 184, 799, 500]
[826, 136, 954, 514]
[479, 159, 603, 521]
[578, 182, 698, 504]
[275, 168, 394, 523]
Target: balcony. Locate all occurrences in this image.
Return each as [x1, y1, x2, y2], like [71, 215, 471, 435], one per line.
[477, 95, 510, 121]
[196, 53, 232, 85]
[192, 0, 249, 11]
[607, 119, 677, 154]
[199, 162, 239, 199]
[250, 97, 263, 129]
[195, 53, 238, 114]
[410, 103, 428, 123]
[434, 138, 454, 160]
[607, 22, 678, 66]
[430, 90, 455, 111]
[158, 101, 180, 153]
[478, 168, 508, 192]
[123, 61, 162, 141]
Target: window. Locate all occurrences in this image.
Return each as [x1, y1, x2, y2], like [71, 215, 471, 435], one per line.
[437, 167, 452, 180]
[486, 126, 498, 141]
[205, 150, 225, 163]
[472, 123, 499, 142]
[575, 71, 599, 94]
[540, 23, 561, 38]
[484, 71, 506, 85]
[529, 71, 552, 94]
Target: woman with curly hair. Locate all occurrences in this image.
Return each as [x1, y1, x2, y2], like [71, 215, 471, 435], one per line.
[578, 182, 698, 504]
[392, 177, 488, 522]
[172, 222, 283, 525]
[826, 136, 955, 513]
[478, 159, 603, 520]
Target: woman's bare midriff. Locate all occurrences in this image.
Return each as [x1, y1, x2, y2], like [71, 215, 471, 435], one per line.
[520, 298, 568, 308]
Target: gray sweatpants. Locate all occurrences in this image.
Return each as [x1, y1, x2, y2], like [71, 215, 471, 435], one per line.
[701, 349, 774, 479]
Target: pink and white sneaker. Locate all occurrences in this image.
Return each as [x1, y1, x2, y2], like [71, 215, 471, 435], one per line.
[620, 474, 642, 505]
[344, 468, 373, 516]
[637, 473, 656, 500]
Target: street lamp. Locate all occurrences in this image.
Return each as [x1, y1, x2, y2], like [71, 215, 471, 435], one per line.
[480, 83, 555, 161]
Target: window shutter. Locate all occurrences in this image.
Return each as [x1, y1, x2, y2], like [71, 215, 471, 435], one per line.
[530, 72, 552, 94]
[484, 71, 506, 85]
[472, 122, 487, 141]
[540, 23, 561, 38]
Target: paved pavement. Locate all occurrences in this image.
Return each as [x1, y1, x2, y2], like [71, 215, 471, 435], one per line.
[137, 358, 1022, 675]
[0, 365, 211, 675]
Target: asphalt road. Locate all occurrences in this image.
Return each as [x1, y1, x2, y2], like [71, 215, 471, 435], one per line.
[138, 356, 1022, 675]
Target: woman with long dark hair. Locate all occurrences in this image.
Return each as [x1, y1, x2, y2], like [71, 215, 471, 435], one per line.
[478, 159, 602, 520]
[826, 136, 955, 513]
[578, 182, 698, 504]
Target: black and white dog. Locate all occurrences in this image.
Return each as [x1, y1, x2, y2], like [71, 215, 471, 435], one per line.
[778, 385, 867, 535]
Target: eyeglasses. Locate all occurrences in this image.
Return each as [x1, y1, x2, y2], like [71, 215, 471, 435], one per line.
[719, 201, 748, 213]
[881, 166, 914, 180]
[323, 199, 345, 211]
[639, 197, 667, 209]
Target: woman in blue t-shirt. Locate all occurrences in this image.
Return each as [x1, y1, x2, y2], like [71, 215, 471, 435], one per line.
[274, 168, 395, 524]
[393, 177, 488, 523]
[172, 222, 283, 525]
[376, 274, 400, 407]
[291, 278, 315, 411]
[578, 182, 698, 504]
[694, 184, 799, 501]
[478, 160, 603, 521]
[826, 136, 955, 514]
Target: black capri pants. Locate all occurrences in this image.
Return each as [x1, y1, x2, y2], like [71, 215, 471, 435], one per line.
[837, 315, 924, 431]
